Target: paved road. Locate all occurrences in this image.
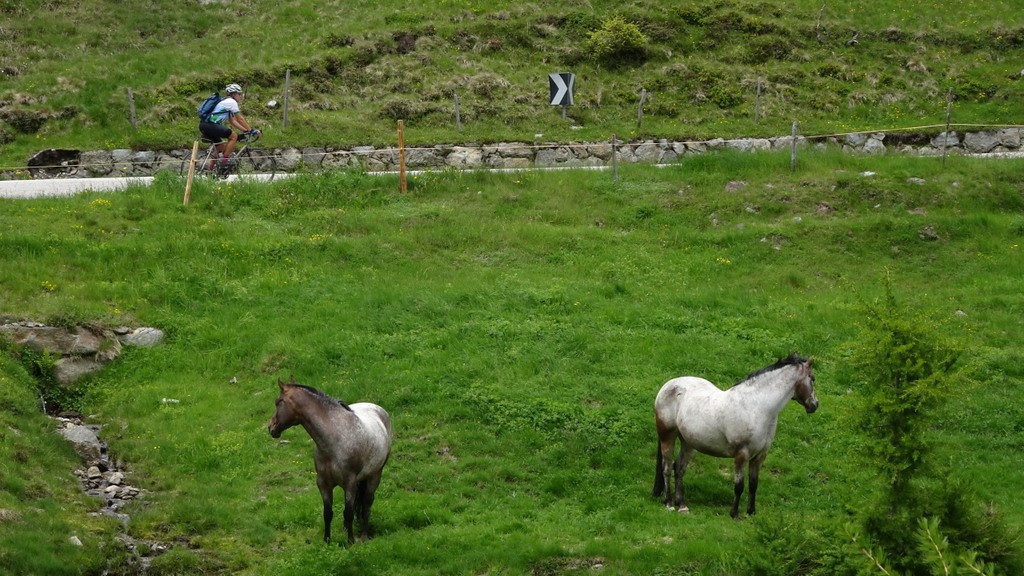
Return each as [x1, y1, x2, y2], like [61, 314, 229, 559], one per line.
[0, 174, 283, 199]
[0, 177, 156, 199]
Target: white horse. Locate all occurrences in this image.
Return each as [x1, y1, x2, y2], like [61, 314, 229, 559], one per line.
[652, 354, 818, 518]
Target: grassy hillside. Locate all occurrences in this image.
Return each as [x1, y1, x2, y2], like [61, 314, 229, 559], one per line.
[1, 150, 1023, 574]
[2, 0, 1024, 169]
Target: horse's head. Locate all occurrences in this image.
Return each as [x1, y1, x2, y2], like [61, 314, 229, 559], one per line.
[793, 358, 819, 414]
[268, 377, 301, 438]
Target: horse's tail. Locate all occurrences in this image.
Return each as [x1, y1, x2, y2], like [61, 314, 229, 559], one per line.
[652, 439, 665, 498]
[355, 479, 369, 518]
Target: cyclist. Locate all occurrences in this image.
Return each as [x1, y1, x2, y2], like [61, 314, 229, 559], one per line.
[199, 83, 259, 169]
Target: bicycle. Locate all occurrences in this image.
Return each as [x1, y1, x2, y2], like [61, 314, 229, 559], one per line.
[182, 130, 277, 181]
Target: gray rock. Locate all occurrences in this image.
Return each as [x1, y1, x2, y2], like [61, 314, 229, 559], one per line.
[726, 138, 771, 152]
[862, 135, 886, 154]
[771, 136, 807, 150]
[446, 146, 483, 168]
[367, 149, 399, 171]
[634, 142, 664, 163]
[80, 150, 113, 176]
[931, 131, 959, 149]
[963, 131, 1000, 154]
[61, 425, 103, 462]
[0, 324, 113, 357]
[275, 148, 303, 171]
[321, 151, 357, 170]
[130, 151, 156, 167]
[404, 147, 445, 169]
[493, 142, 534, 159]
[845, 132, 870, 147]
[301, 147, 326, 168]
[117, 327, 164, 348]
[535, 146, 574, 166]
[54, 357, 105, 386]
[998, 128, 1021, 149]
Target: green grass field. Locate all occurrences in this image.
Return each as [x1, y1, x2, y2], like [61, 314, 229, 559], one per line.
[1, 149, 1023, 574]
[2, 0, 1024, 170]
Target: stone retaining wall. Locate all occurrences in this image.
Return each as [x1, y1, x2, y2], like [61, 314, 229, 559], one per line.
[9, 128, 1024, 180]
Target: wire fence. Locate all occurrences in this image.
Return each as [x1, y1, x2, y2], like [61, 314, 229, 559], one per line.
[5, 121, 1024, 179]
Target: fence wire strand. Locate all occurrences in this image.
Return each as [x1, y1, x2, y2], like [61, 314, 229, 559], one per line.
[4, 122, 1024, 175]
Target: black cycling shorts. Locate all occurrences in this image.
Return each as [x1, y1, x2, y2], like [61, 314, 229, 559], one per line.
[199, 121, 233, 144]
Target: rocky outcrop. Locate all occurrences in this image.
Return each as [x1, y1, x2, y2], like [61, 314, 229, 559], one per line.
[0, 322, 164, 386]
[6, 128, 1023, 180]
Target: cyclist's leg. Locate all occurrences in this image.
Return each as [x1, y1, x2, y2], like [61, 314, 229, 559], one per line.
[221, 132, 240, 165]
[200, 122, 232, 164]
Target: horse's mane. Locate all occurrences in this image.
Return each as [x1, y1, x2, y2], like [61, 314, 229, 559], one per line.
[734, 353, 807, 387]
[293, 383, 353, 412]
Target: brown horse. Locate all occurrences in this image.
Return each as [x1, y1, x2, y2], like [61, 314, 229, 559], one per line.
[653, 354, 818, 518]
[267, 377, 392, 543]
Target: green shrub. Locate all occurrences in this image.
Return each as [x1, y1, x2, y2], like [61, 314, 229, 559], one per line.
[850, 284, 961, 507]
[846, 280, 1019, 574]
[584, 16, 649, 64]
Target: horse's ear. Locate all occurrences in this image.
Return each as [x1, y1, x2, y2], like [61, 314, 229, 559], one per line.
[289, 375, 297, 385]
[278, 378, 287, 390]
[807, 357, 814, 368]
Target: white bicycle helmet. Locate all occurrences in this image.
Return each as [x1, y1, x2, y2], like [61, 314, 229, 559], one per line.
[225, 83, 243, 95]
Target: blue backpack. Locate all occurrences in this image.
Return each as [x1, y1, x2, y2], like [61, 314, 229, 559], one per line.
[197, 92, 221, 122]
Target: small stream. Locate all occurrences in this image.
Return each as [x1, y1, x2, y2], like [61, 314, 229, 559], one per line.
[56, 415, 170, 573]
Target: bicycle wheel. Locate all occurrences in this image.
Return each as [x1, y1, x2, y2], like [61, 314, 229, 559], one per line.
[236, 148, 276, 181]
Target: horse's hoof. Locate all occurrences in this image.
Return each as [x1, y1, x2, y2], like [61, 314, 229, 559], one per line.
[665, 505, 676, 512]
[678, 506, 690, 514]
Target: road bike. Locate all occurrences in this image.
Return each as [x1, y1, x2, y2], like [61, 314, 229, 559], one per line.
[182, 130, 276, 181]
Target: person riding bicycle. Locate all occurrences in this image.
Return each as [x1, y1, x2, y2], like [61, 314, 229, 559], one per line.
[199, 83, 259, 169]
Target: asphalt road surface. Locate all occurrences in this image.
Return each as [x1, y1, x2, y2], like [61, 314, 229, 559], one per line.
[0, 174, 280, 199]
[0, 177, 156, 199]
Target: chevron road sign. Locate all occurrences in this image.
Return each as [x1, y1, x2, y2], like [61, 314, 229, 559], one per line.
[548, 73, 575, 106]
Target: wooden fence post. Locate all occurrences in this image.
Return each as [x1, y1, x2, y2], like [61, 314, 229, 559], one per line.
[637, 89, 647, 129]
[790, 121, 799, 172]
[283, 69, 291, 130]
[127, 88, 137, 131]
[611, 134, 619, 182]
[183, 140, 199, 205]
[942, 88, 953, 168]
[754, 78, 762, 124]
[454, 93, 462, 131]
[397, 120, 407, 194]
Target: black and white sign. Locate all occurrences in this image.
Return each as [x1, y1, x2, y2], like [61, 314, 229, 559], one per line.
[549, 73, 575, 106]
